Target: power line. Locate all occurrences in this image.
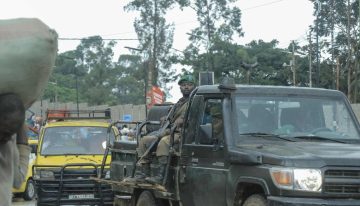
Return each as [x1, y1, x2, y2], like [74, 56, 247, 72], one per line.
[59, 1, 288, 39]
[242, 0, 286, 11]
[58, 37, 138, 41]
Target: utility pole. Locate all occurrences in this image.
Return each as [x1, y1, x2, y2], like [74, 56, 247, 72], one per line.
[124, 46, 148, 115]
[241, 62, 259, 85]
[292, 41, 296, 86]
[336, 57, 340, 90]
[150, 0, 158, 91]
[346, 0, 352, 101]
[308, 30, 313, 87]
[205, 0, 213, 71]
[330, 0, 335, 89]
[315, 0, 321, 87]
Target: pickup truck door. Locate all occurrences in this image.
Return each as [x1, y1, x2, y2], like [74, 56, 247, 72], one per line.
[179, 97, 227, 206]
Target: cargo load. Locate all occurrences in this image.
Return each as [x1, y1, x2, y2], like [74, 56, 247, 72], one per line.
[0, 18, 58, 108]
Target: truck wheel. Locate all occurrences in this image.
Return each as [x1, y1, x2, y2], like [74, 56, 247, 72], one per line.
[243, 194, 266, 206]
[136, 191, 157, 206]
[23, 179, 35, 201]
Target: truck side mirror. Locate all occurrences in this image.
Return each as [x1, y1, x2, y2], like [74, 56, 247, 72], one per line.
[31, 144, 38, 155]
[199, 124, 213, 145]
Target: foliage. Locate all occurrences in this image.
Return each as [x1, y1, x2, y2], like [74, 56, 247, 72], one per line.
[48, 1, 360, 106]
[124, 0, 186, 88]
[181, 0, 243, 74]
[113, 54, 147, 105]
[309, 0, 360, 102]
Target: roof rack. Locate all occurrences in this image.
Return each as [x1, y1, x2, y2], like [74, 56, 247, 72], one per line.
[45, 109, 111, 122]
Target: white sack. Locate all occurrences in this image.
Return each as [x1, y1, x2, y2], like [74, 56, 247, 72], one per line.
[0, 18, 58, 109]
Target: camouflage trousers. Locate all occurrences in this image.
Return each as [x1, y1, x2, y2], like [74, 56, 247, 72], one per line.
[156, 133, 180, 157]
[137, 133, 180, 164]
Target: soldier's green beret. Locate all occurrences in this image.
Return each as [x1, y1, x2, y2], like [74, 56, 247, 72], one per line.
[178, 74, 196, 85]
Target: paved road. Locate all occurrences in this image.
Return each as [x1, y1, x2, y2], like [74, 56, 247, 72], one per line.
[12, 198, 35, 206]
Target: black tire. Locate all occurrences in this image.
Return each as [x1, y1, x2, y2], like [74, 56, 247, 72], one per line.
[23, 179, 36, 201]
[136, 191, 157, 206]
[243, 194, 266, 206]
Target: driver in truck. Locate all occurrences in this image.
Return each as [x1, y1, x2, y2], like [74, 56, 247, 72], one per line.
[130, 74, 196, 184]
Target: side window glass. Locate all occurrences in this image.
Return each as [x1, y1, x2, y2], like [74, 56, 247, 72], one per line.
[183, 95, 205, 144]
[198, 99, 223, 145]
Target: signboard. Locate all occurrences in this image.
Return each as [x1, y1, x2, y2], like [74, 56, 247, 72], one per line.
[146, 86, 164, 109]
[123, 114, 132, 122]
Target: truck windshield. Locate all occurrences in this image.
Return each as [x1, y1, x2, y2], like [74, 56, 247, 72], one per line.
[235, 95, 360, 141]
[40, 126, 114, 155]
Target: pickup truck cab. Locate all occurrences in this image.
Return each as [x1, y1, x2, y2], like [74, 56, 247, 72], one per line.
[33, 109, 119, 206]
[107, 79, 360, 206]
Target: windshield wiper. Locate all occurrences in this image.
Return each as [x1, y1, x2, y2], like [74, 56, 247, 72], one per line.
[62, 153, 83, 156]
[240, 132, 295, 142]
[291, 135, 346, 143]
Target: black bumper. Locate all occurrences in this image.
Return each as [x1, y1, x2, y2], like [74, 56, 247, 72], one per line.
[35, 178, 113, 206]
[34, 164, 113, 206]
[268, 196, 360, 206]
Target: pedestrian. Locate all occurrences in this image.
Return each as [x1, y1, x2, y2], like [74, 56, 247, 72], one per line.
[0, 94, 30, 206]
[0, 18, 57, 206]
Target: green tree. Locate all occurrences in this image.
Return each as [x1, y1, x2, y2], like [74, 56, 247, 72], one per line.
[246, 40, 293, 86]
[112, 54, 147, 105]
[74, 36, 117, 105]
[309, 0, 360, 101]
[125, 0, 187, 89]
[43, 52, 82, 103]
[183, 0, 243, 73]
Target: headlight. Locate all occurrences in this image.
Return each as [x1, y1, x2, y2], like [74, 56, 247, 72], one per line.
[270, 168, 322, 192]
[34, 170, 55, 180]
[105, 170, 111, 179]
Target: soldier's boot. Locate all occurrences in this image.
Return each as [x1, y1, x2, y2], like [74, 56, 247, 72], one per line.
[146, 156, 167, 185]
[124, 163, 150, 182]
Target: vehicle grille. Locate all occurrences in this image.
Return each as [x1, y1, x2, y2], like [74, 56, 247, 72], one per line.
[324, 169, 360, 196]
[35, 168, 113, 205]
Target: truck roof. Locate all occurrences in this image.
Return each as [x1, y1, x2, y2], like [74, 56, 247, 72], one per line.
[196, 84, 345, 98]
[43, 120, 111, 128]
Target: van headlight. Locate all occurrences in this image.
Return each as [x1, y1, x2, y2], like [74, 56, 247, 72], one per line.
[270, 168, 322, 192]
[34, 170, 55, 180]
[105, 170, 111, 179]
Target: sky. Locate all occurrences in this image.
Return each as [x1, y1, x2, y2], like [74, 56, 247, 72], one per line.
[1, 0, 315, 102]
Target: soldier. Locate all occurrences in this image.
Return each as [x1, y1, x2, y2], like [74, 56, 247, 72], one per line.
[131, 74, 196, 183]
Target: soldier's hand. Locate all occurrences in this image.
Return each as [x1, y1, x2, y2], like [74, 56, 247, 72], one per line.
[174, 117, 184, 127]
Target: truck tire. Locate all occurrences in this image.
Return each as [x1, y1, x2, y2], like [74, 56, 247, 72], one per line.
[23, 179, 36, 201]
[136, 191, 157, 206]
[243, 194, 266, 206]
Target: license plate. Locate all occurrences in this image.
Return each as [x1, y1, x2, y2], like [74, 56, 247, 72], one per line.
[68, 194, 94, 199]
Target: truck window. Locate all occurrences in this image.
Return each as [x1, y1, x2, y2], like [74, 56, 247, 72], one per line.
[183, 95, 205, 144]
[235, 95, 360, 144]
[40, 126, 115, 155]
[198, 99, 223, 145]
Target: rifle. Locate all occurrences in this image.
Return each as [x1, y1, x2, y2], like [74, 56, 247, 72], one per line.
[136, 104, 177, 164]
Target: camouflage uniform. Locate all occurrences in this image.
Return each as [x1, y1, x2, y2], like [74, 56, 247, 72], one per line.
[155, 99, 188, 157]
[137, 97, 188, 161]
[131, 74, 195, 183]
